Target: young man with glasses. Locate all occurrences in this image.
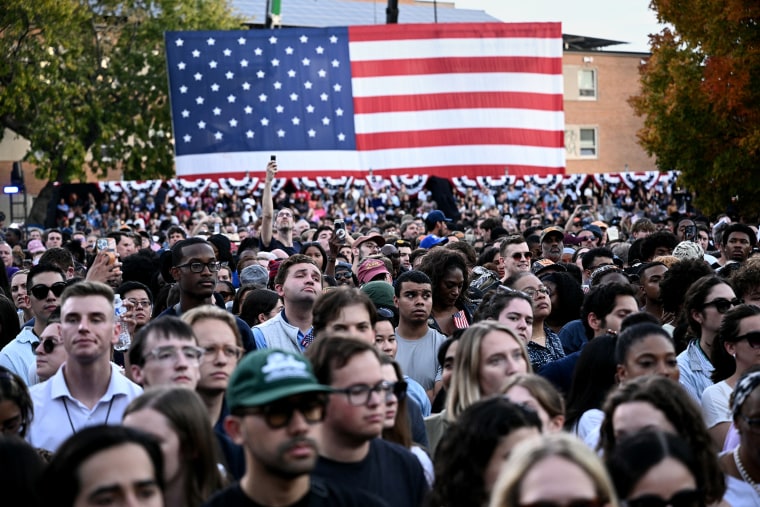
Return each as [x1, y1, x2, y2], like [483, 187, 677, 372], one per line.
[118, 281, 153, 335]
[158, 238, 255, 352]
[206, 348, 387, 506]
[27, 281, 143, 452]
[0, 263, 66, 385]
[182, 304, 247, 479]
[307, 337, 428, 507]
[127, 317, 202, 389]
[499, 235, 533, 281]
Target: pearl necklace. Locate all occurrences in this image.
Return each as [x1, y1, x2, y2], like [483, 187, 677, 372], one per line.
[734, 446, 760, 495]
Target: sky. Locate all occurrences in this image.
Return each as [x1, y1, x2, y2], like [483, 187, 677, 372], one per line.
[453, 0, 664, 53]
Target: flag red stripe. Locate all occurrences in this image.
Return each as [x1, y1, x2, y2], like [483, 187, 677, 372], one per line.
[179, 164, 565, 180]
[353, 91, 563, 114]
[349, 23, 562, 42]
[356, 128, 563, 150]
[351, 56, 562, 78]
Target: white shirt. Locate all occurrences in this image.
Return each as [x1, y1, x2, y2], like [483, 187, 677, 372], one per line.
[27, 362, 142, 452]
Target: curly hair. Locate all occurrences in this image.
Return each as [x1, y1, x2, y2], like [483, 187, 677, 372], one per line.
[417, 248, 470, 310]
[598, 376, 725, 504]
[540, 271, 583, 328]
[428, 397, 541, 507]
[730, 262, 760, 301]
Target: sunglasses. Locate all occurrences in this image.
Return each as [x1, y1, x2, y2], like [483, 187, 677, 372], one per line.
[625, 489, 702, 507]
[334, 271, 353, 280]
[702, 297, 743, 314]
[30, 282, 67, 300]
[38, 338, 61, 355]
[237, 395, 328, 429]
[511, 252, 533, 261]
[735, 331, 760, 349]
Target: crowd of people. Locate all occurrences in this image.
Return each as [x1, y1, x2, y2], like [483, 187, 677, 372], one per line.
[0, 159, 759, 507]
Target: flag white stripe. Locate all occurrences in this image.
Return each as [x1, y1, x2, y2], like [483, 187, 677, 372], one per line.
[175, 144, 564, 175]
[351, 73, 563, 97]
[349, 38, 564, 61]
[354, 109, 564, 134]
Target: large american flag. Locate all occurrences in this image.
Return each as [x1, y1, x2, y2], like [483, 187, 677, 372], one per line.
[165, 23, 564, 179]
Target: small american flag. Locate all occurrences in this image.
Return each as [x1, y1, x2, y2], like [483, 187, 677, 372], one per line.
[165, 23, 564, 179]
[452, 310, 469, 330]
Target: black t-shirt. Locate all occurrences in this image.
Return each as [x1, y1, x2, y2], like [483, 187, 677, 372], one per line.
[202, 478, 390, 507]
[313, 439, 428, 507]
[259, 236, 301, 256]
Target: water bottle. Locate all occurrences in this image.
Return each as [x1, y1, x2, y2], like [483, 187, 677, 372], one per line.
[113, 294, 132, 351]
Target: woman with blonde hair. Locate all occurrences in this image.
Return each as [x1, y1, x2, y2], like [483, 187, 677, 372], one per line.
[425, 321, 531, 453]
[502, 373, 565, 433]
[489, 433, 620, 507]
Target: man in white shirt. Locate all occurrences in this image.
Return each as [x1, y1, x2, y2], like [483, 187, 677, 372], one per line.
[27, 281, 142, 452]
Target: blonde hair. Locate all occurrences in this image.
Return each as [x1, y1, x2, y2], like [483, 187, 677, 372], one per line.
[446, 321, 531, 422]
[181, 304, 242, 347]
[489, 433, 620, 507]
[501, 373, 565, 420]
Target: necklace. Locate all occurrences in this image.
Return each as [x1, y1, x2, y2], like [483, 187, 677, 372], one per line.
[734, 446, 760, 495]
[62, 397, 115, 436]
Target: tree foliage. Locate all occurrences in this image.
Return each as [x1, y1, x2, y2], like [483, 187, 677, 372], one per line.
[631, 0, 760, 219]
[0, 0, 243, 183]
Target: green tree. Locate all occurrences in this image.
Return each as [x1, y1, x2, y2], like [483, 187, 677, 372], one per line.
[631, 0, 760, 219]
[0, 0, 243, 223]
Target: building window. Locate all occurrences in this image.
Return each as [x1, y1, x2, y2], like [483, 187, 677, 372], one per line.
[580, 128, 597, 157]
[578, 69, 597, 99]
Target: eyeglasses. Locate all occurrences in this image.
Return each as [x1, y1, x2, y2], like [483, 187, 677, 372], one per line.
[735, 331, 760, 349]
[334, 271, 353, 280]
[38, 338, 61, 355]
[577, 235, 596, 242]
[519, 499, 604, 507]
[126, 298, 152, 308]
[202, 344, 242, 359]
[30, 282, 66, 300]
[522, 286, 552, 299]
[624, 489, 702, 507]
[333, 381, 407, 406]
[176, 261, 222, 273]
[361, 242, 379, 250]
[702, 297, 742, 314]
[143, 345, 205, 364]
[236, 395, 328, 429]
[511, 252, 533, 261]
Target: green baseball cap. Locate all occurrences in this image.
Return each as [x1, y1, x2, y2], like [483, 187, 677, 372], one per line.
[226, 349, 333, 411]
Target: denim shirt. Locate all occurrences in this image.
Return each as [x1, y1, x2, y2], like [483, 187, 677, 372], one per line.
[677, 339, 714, 404]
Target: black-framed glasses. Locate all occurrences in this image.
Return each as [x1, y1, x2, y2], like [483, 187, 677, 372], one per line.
[30, 282, 66, 300]
[176, 261, 222, 273]
[702, 297, 742, 314]
[736, 331, 760, 349]
[38, 338, 61, 355]
[333, 381, 406, 406]
[126, 298, 152, 308]
[143, 345, 205, 364]
[511, 252, 532, 261]
[236, 394, 328, 429]
[334, 271, 353, 280]
[522, 286, 552, 299]
[624, 489, 702, 507]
